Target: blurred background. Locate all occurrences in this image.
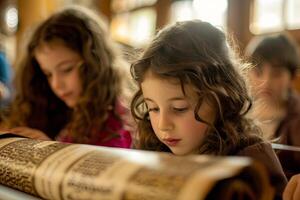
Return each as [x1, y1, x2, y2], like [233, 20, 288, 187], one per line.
[1, 0, 300, 90]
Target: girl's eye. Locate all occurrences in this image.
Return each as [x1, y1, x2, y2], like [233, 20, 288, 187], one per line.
[173, 107, 188, 112]
[148, 107, 159, 112]
[62, 66, 74, 73]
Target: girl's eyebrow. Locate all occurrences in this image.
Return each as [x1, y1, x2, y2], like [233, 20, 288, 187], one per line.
[144, 97, 186, 102]
[167, 97, 186, 101]
[55, 59, 81, 69]
[144, 98, 155, 103]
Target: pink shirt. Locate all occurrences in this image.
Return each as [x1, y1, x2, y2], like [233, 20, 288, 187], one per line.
[57, 107, 132, 148]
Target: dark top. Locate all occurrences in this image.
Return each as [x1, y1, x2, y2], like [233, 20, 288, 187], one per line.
[237, 141, 287, 199]
[275, 91, 300, 179]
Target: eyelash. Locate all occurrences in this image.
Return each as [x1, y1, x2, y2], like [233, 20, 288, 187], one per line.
[62, 66, 74, 73]
[173, 107, 188, 112]
[148, 108, 159, 112]
[147, 107, 188, 113]
[44, 66, 74, 78]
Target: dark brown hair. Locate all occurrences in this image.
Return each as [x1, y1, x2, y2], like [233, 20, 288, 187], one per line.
[131, 20, 261, 155]
[2, 6, 130, 142]
[246, 33, 300, 77]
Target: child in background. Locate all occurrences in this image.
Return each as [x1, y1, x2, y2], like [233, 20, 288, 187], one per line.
[0, 6, 131, 148]
[130, 20, 286, 198]
[246, 33, 300, 178]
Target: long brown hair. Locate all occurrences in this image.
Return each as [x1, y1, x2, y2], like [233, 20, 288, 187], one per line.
[131, 20, 261, 155]
[2, 6, 129, 142]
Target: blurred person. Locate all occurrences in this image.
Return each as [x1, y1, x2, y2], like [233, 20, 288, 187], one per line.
[246, 33, 300, 178]
[0, 6, 132, 148]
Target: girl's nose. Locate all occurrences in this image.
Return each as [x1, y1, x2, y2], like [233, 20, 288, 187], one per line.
[158, 111, 174, 131]
[51, 74, 64, 91]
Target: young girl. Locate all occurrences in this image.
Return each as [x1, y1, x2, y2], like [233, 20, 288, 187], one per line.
[0, 6, 132, 148]
[130, 20, 286, 197]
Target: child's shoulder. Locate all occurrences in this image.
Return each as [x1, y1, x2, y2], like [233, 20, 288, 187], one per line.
[236, 140, 288, 197]
[235, 139, 284, 179]
[236, 140, 272, 157]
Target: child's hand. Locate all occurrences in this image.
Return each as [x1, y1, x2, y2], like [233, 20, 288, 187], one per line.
[8, 127, 51, 140]
[283, 174, 300, 200]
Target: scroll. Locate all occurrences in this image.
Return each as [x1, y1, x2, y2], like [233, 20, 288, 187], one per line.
[0, 136, 274, 200]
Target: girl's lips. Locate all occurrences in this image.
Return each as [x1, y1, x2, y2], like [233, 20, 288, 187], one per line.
[163, 138, 181, 146]
[60, 92, 72, 99]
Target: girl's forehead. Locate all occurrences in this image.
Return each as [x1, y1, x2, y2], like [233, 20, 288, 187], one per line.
[143, 69, 178, 84]
[35, 39, 66, 51]
[142, 70, 199, 99]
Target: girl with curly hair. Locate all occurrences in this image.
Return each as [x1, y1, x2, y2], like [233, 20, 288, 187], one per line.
[130, 20, 286, 197]
[1, 6, 132, 148]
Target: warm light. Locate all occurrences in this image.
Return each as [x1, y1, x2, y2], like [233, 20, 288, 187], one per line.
[286, 0, 300, 29]
[130, 9, 156, 46]
[110, 14, 130, 44]
[250, 0, 284, 34]
[193, 0, 227, 28]
[171, 1, 194, 22]
[5, 7, 18, 31]
[110, 8, 156, 47]
[171, 0, 227, 29]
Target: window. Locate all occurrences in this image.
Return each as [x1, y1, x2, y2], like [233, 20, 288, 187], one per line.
[170, 0, 228, 30]
[111, 0, 157, 12]
[110, 0, 157, 47]
[251, 0, 300, 34]
[286, 0, 300, 28]
[110, 8, 156, 47]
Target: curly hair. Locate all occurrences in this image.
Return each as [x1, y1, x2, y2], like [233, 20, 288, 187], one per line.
[131, 20, 262, 155]
[2, 6, 130, 142]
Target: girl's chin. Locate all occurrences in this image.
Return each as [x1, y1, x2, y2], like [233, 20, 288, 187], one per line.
[64, 100, 76, 108]
[170, 149, 191, 156]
